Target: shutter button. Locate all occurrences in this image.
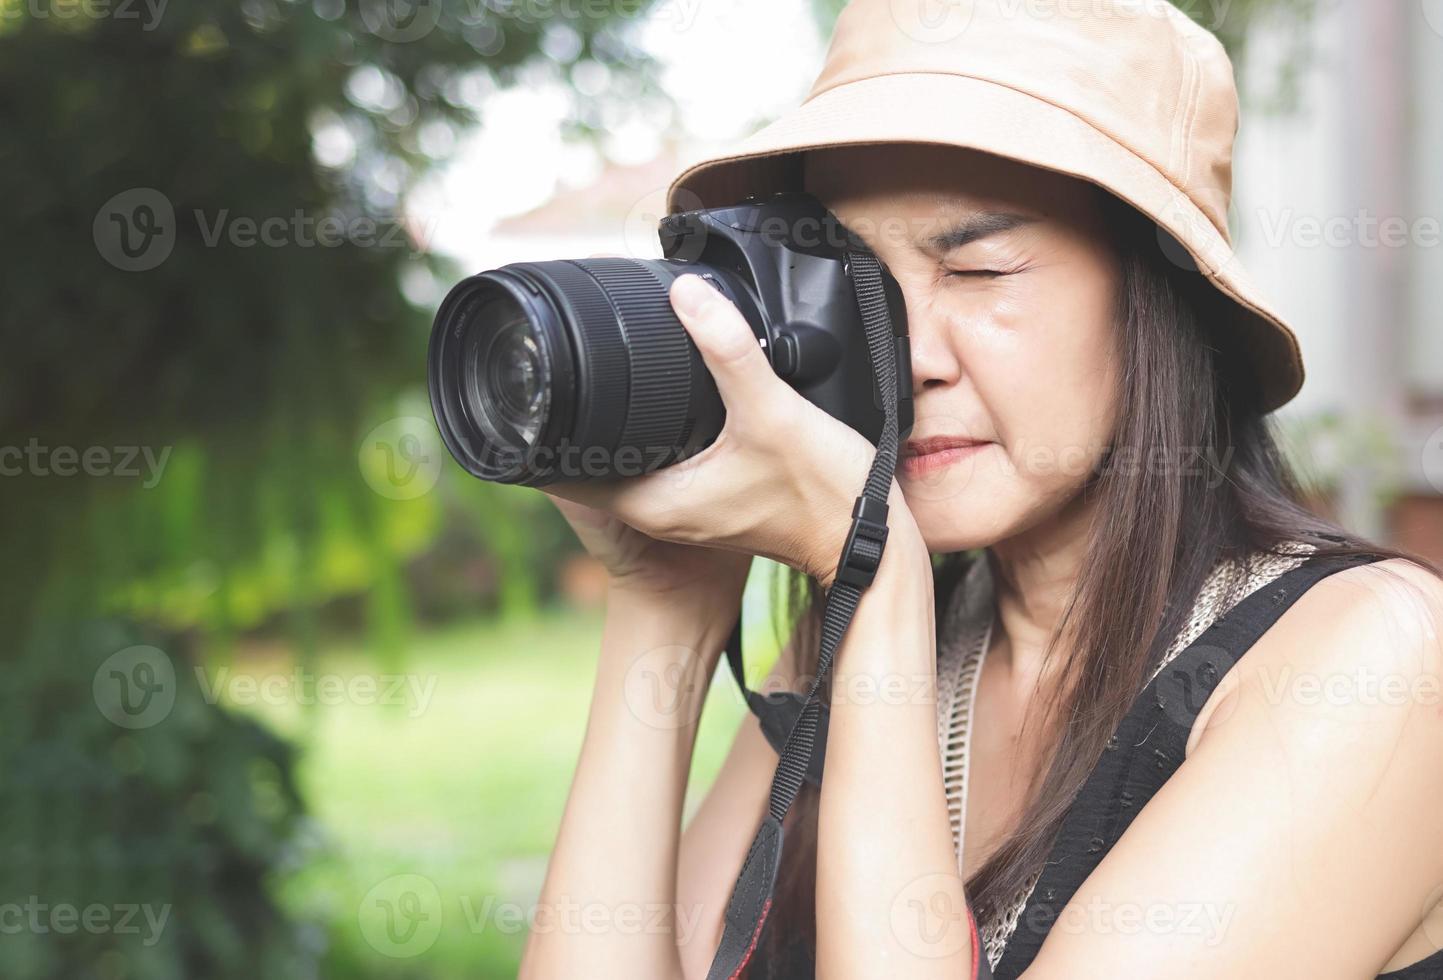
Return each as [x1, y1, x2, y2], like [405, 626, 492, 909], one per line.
[772, 332, 800, 378]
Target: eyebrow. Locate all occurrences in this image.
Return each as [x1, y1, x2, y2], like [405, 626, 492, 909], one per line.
[924, 211, 1037, 253]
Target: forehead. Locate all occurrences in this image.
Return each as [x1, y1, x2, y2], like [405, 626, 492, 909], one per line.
[801, 143, 1104, 242]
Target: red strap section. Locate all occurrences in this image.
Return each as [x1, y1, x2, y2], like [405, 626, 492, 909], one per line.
[966, 901, 983, 980]
[726, 898, 772, 980]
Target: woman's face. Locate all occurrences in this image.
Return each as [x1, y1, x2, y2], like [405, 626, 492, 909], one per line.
[803, 144, 1124, 553]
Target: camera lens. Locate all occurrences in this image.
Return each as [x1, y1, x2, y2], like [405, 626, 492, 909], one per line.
[461, 301, 548, 450]
[428, 258, 730, 486]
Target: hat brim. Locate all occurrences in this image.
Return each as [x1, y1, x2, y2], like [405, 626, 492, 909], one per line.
[666, 71, 1303, 414]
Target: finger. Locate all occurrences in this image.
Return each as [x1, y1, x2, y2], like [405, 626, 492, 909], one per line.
[545, 480, 656, 530]
[543, 490, 611, 533]
[541, 481, 619, 513]
[669, 274, 786, 410]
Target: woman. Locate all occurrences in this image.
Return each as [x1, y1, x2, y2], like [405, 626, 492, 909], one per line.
[520, 1, 1443, 978]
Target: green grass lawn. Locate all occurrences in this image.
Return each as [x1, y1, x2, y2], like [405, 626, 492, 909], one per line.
[226, 607, 756, 979]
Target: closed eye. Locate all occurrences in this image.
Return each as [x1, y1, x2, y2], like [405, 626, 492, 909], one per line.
[945, 269, 1010, 279]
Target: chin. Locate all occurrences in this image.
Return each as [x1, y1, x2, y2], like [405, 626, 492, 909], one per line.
[904, 470, 1095, 558]
[899, 454, 1005, 551]
[913, 519, 1008, 555]
[903, 487, 1013, 555]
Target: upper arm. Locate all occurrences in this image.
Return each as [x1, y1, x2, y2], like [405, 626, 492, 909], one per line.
[1021, 558, 1443, 979]
[676, 639, 807, 977]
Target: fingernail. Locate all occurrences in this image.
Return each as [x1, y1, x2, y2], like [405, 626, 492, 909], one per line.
[671, 274, 718, 317]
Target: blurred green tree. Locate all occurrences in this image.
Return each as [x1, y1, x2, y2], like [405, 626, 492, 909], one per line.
[0, 1, 661, 976]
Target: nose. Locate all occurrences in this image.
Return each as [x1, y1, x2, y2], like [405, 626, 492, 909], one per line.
[901, 290, 963, 395]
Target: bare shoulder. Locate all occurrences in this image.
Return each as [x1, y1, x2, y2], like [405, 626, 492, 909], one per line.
[1315, 555, 1443, 637]
[1193, 556, 1443, 747]
[1201, 555, 1443, 717]
[1025, 555, 1443, 977]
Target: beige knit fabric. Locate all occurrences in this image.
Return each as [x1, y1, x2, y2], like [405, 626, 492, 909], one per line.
[934, 540, 1318, 971]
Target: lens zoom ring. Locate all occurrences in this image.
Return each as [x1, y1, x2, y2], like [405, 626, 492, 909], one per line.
[542, 260, 629, 447]
[576, 259, 692, 458]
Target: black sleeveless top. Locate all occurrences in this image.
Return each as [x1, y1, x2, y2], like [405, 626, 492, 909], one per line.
[747, 550, 1443, 979]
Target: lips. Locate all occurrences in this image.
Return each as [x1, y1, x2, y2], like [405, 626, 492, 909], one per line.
[900, 435, 992, 478]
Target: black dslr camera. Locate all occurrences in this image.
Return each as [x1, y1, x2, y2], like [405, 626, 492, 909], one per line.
[427, 191, 913, 486]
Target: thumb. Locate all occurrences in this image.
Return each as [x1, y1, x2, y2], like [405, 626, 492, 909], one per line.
[669, 273, 783, 409]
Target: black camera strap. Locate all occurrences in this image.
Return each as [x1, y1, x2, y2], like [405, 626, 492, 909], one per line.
[704, 249, 904, 980]
[722, 620, 831, 787]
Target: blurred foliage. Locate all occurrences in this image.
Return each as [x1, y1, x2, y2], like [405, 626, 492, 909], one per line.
[0, 1, 661, 977]
[0, 618, 311, 979]
[0, 0, 661, 645]
[1277, 408, 1407, 506]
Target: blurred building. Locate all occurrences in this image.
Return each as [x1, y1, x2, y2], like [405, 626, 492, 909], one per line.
[1235, 1, 1443, 562]
[477, 140, 688, 267]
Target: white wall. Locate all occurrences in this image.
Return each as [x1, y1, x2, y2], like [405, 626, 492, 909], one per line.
[1232, 1, 1442, 517]
[1408, 2, 1443, 393]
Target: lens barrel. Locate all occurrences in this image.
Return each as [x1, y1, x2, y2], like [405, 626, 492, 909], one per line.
[428, 257, 727, 486]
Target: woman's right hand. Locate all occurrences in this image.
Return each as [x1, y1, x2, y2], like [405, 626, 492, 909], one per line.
[547, 493, 753, 627]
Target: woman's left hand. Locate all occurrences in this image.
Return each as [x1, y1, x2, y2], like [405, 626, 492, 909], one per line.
[544, 273, 895, 590]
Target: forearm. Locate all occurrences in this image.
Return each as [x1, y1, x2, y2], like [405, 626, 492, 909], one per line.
[520, 587, 733, 980]
[815, 499, 977, 978]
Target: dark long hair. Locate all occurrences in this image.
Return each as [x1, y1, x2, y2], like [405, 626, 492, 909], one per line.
[747, 189, 1442, 973]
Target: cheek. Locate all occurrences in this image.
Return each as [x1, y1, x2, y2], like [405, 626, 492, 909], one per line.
[971, 274, 1119, 476]
[902, 275, 1119, 546]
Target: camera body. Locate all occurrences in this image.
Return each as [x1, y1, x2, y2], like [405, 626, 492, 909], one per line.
[427, 190, 913, 486]
[658, 191, 913, 447]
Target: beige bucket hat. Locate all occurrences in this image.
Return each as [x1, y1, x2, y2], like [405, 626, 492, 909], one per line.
[665, 0, 1304, 413]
